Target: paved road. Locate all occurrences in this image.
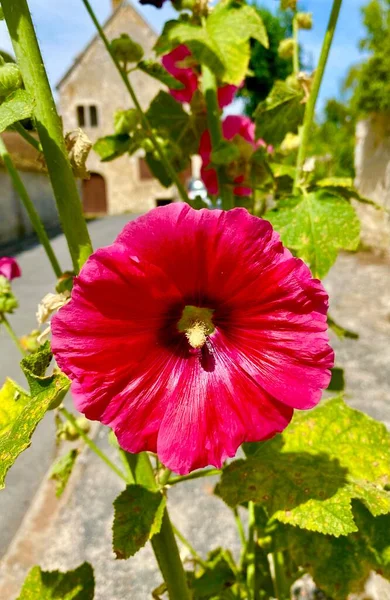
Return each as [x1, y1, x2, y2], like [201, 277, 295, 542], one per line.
[0, 215, 138, 557]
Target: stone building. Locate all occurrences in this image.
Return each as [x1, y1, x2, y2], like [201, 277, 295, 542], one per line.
[57, 0, 186, 215]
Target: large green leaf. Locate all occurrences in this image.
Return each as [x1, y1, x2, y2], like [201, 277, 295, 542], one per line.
[17, 562, 94, 599]
[218, 397, 390, 536]
[112, 484, 166, 559]
[254, 80, 305, 145]
[314, 176, 382, 208]
[0, 89, 34, 133]
[0, 378, 29, 437]
[146, 91, 190, 143]
[0, 344, 70, 489]
[264, 191, 360, 278]
[93, 134, 131, 162]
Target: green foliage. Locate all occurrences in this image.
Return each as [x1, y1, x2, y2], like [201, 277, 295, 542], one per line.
[114, 109, 139, 135]
[17, 562, 94, 599]
[0, 344, 70, 488]
[328, 314, 359, 340]
[112, 485, 166, 559]
[0, 88, 34, 133]
[93, 134, 131, 162]
[0, 61, 23, 97]
[0, 275, 18, 313]
[327, 367, 345, 392]
[0, 378, 29, 437]
[137, 60, 185, 90]
[146, 91, 191, 143]
[238, 6, 294, 117]
[155, 1, 268, 85]
[254, 79, 305, 145]
[264, 191, 360, 278]
[50, 449, 79, 498]
[218, 397, 390, 536]
[191, 548, 236, 598]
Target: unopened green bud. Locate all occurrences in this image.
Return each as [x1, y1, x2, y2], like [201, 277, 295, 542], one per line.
[0, 275, 18, 314]
[280, 0, 297, 10]
[278, 38, 296, 60]
[0, 63, 23, 98]
[111, 34, 144, 64]
[114, 109, 139, 135]
[295, 12, 313, 30]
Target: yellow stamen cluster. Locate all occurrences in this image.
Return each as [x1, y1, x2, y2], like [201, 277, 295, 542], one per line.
[177, 305, 215, 349]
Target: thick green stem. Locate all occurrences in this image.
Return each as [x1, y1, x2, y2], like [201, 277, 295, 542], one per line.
[81, 0, 189, 205]
[1, 314, 25, 355]
[293, 0, 343, 193]
[59, 408, 128, 483]
[272, 551, 289, 600]
[246, 501, 256, 600]
[0, 135, 62, 278]
[125, 452, 191, 600]
[2, 0, 93, 272]
[292, 17, 299, 75]
[201, 65, 234, 210]
[12, 122, 42, 152]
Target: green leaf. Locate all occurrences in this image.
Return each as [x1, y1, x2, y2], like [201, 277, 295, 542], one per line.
[0, 89, 34, 133]
[50, 449, 79, 498]
[146, 91, 190, 143]
[254, 80, 305, 145]
[211, 141, 240, 165]
[137, 60, 185, 90]
[93, 134, 131, 162]
[219, 397, 390, 536]
[192, 548, 236, 598]
[17, 562, 94, 599]
[113, 109, 139, 135]
[264, 191, 360, 278]
[328, 314, 359, 340]
[270, 163, 296, 179]
[0, 378, 29, 438]
[0, 274, 19, 313]
[144, 152, 172, 187]
[314, 176, 383, 209]
[0, 345, 70, 489]
[327, 366, 345, 392]
[112, 484, 166, 559]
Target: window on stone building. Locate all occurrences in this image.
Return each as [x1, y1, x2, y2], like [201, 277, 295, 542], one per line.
[76, 105, 85, 127]
[90, 105, 98, 127]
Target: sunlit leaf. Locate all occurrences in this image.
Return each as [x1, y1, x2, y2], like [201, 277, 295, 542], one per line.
[50, 449, 79, 498]
[0, 89, 34, 133]
[17, 562, 94, 599]
[254, 80, 305, 145]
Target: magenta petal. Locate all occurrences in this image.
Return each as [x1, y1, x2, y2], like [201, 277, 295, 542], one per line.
[0, 257, 21, 280]
[162, 45, 199, 104]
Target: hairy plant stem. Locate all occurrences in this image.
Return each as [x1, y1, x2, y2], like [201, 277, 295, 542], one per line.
[245, 501, 256, 600]
[12, 122, 43, 152]
[59, 408, 128, 483]
[293, 0, 343, 194]
[124, 451, 192, 600]
[2, 0, 93, 273]
[168, 467, 221, 485]
[271, 550, 289, 600]
[81, 0, 190, 205]
[0, 135, 62, 278]
[292, 17, 299, 75]
[1, 315, 25, 355]
[201, 65, 234, 211]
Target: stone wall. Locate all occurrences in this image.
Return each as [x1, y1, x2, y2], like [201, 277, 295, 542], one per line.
[354, 114, 390, 256]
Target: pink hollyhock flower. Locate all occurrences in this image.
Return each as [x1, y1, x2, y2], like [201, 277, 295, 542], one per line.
[52, 204, 334, 474]
[0, 257, 21, 280]
[162, 45, 240, 107]
[199, 115, 259, 196]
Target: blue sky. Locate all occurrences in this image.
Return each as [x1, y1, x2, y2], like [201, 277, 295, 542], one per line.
[0, 0, 367, 109]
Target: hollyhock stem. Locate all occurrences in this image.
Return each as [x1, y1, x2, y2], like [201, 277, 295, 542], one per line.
[124, 451, 191, 600]
[12, 122, 43, 153]
[271, 551, 289, 600]
[2, 0, 93, 273]
[233, 508, 247, 548]
[201, 65, 234, 210]
[293, 0, 342, 194]
[81, 0, 190, 205]
[59, 408, 129, 483]
[168, 467, 221, 485]
[0, 135, 62, 278]
[1, 315, 25, 356]
[292, 17, 299, 75]
[245, 501, 256, 599]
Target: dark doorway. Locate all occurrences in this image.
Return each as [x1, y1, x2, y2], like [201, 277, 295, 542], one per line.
[82, 173, 107, 214]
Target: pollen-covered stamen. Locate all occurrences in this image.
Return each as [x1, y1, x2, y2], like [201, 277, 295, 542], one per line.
[177, 305, 215, 349]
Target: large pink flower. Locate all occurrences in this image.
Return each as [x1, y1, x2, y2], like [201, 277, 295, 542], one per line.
[200, 115, 259, 196]
[162, 45, 240, 107]
[52, 204, 333, 474]
[0, 257, 21, 280]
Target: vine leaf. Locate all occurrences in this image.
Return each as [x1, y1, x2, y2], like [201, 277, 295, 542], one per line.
[264, 191, 360, 278]
[0, 344, 70, 489]
[254, 80, 305, 145]
[16, 562, 94, 599]
[50, 449, 79, 498]
[112, 484, 166, 559]
[0, 89, 34, 133]
[218, 397, 390, 536]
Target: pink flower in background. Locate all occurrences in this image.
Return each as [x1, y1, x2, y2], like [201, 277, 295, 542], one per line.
[162, 45, 240, 107]
[52, 204, 333, 474]
[0, 257, 21, 281]
[199, 115, 258, 196]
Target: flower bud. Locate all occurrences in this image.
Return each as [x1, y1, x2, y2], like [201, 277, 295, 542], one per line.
[280, 0, 297, 10]
[0, 62, 23, 98]
[0, 275, 18, 314]
[278, 38, 296, 60]
[295, 12, 313, 30]
[111, 34, 144, 64]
